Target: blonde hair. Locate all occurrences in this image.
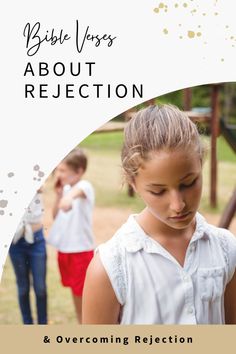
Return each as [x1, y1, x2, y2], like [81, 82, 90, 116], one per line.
[121, 104, 206, 182]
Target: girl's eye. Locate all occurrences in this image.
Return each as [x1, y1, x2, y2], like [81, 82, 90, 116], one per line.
[149, 190, 165, 196]
[181, 178, 197, 189]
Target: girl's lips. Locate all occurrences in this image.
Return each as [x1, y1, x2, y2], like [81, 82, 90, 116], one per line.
[169, 212, 191, 221]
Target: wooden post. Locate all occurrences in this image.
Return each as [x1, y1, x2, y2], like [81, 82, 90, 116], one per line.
[218, 190, 236, 229]
[210, 84, 220, 208]
[183, 88, 192, 111]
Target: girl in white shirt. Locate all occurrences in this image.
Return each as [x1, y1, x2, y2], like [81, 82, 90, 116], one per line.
[83, 104, 236, 324]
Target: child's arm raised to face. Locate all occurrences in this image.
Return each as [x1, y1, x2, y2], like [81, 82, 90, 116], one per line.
[58, 185, 86, 212]
[82, 253, 121, 324]
[224, 270, 236, 324]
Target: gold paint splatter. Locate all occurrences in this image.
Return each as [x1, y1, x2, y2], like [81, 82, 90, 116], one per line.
[154, 8, 159, 13]
[163, 28, 168, 34]
[183, 3, 188, 8]
[175, 3, 179, 8]
[188, 31, 195, 38]
[159, 2, 164, 8]
[197, 32, 202, 37]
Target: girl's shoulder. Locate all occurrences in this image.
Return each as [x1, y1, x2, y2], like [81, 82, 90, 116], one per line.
[201, 216, 236, 281]
[204, 218, 236, 248]
[97, 215, 144, 304]
[99, 214, 149, 253]
[196, 212, 236, 244]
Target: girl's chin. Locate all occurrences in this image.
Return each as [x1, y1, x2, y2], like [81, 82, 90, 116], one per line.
[147, 209, 194, 229]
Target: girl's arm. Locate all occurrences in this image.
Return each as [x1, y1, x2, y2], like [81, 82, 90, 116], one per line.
[59, 185, 86, 212]
[224, 270, 236, 324]
[82, 253, 121, 324]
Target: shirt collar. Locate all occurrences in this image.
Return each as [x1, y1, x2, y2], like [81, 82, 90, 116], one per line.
[122, 212, 208, 254]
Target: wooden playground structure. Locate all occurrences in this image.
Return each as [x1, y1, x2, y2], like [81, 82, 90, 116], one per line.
[97, 84, 236, 229]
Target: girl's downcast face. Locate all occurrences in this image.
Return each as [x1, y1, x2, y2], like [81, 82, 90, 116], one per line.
[133, 148, 202, 230]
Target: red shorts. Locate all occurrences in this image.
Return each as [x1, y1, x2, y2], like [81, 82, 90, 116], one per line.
[57, 250, 94, 296]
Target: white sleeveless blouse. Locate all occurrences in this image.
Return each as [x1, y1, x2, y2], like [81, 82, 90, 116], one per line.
[98, 213, 236, 324]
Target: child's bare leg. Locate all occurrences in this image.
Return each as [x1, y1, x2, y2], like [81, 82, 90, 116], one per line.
[72, 293, 82, 323]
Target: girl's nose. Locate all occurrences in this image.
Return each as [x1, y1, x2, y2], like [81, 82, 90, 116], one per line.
[169, 191, 186, 213]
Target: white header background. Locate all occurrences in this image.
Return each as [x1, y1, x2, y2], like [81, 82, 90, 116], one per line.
[0, 0, 236, 279]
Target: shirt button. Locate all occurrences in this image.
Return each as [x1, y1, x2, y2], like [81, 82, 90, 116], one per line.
[187, 307, 194, 314]
[183, 275, 190, 282]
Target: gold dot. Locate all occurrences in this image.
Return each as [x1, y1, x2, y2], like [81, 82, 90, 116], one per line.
[214, 12, 218, 16]
[230, 36, 234, 40]
[165, 9, 167, 12]
[154, 8, 159, 13]
[183, 3, 188, 8]
[188, 30, 195, 38]
[159, 2, 164, 8]
[197, 32, 202, 37]
[175, 3, 179, 8]
[202, 13, 206, 16]
[179, 36, 183, 39]
[221, 58, 224, 62]
[163, 28, 168, 34]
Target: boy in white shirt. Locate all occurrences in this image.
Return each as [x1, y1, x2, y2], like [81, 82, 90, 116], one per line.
[47, 148, 95, 323]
